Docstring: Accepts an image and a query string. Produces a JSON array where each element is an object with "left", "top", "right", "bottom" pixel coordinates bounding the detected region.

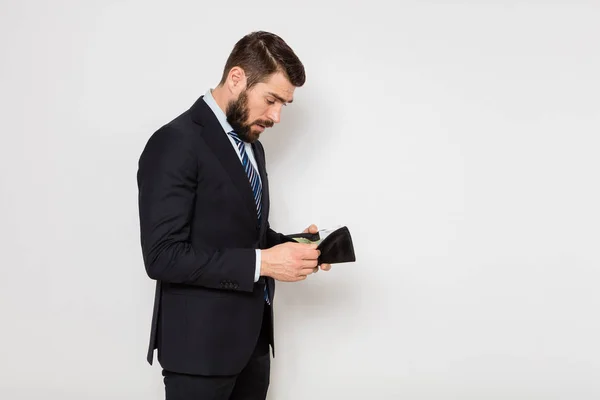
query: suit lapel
[
  {"left": 252, "top": 141, "right": 270, "bottom": 237},
  {"left": 253, "top": 141, "right": 274, "bottom": 300},
  {"left": 190, "top": 96, "right": 258, "bottom": 223}
]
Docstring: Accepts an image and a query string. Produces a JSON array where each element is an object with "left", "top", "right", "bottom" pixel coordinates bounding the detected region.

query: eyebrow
[{"left": 268, "top": 92, "right": 293, "bottom": 104}]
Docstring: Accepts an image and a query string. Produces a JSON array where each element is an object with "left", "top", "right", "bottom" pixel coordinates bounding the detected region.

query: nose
[{"left": 268, "top": 106, "right": 281, "bottom": 124}]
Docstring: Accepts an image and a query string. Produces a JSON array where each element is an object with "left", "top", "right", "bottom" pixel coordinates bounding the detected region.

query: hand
[
  {"left": 261, "top": 242, "right": 320, "bottom": 282},
  {"left": 303, "top": 224, "right": 332, "bottom": 273}
]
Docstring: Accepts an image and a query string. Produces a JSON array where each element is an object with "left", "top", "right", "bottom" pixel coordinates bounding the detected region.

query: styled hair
[{"left": 219, "top": 31, "right": 306, "bottom": 88}]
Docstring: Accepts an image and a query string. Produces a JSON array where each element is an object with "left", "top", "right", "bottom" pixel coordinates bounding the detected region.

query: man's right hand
[{"left": 260, "top": 243, "right": 320, "bottom": 282}]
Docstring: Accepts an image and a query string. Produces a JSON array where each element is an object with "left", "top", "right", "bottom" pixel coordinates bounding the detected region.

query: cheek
[{"left": 247, "top": 103, "right": 268, "bottom": 122}]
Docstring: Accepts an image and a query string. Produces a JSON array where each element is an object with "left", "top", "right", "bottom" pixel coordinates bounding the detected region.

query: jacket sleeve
[{"left": 137, "top": 126, "right": 255, "bottom": 292}]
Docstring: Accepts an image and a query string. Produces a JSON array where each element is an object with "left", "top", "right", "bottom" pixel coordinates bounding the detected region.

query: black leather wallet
[{"left": 286, "top": 226, "right": 356, "bottom": 264}]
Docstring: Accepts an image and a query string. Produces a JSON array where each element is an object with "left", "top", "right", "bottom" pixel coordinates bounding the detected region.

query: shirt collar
[{"left": 202, "top": 89, "right": 234, "bottom": 134}]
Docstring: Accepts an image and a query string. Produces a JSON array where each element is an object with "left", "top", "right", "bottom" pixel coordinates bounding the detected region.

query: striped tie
[
  {"left": 228, "top": 131, "right": 262, "bottom": 221},
  {"left": 228, "top": 131, "right": 270, "bottom": 305}
]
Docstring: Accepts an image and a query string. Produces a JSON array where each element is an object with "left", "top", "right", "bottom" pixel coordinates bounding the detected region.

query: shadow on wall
[
  {"left": 268, "top": 268, "right": 365, "bottom": 400},
  {"left": 260, "top": 84, "right": 337, "bottom": 170},
  {"left": 275, "top": 270, "right": 363, "bottom": 312}
]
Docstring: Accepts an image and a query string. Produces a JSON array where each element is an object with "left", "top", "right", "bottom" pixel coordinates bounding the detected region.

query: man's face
[{"left": 226, "top": 72, "right": 296, "bottom": 143}]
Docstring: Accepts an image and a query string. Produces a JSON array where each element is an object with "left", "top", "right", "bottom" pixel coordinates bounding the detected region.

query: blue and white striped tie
[
  {"left": 228, "top": 131, "right": 262, "bottom": 221},
  {"left": 228, "top": 131, "right": 270, "bottom": 304}
]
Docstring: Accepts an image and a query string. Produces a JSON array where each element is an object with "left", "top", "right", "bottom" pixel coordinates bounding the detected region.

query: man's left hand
[{"left": 303, "top": 224, "right": 332, "bottom": 272}]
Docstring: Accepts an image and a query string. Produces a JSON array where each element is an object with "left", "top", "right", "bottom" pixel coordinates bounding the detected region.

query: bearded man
[{"left": 137, "top": 31, "right": 331, "bottom": 400}]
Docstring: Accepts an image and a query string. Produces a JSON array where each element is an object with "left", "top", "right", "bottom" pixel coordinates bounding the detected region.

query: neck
[{"left": 211, "top": 86, "right": 230, "bottom": 116}]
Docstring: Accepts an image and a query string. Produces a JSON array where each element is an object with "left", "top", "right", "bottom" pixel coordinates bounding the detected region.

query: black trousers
[{"left": 162, "top": 304, "right": 272, "bottom": 400}]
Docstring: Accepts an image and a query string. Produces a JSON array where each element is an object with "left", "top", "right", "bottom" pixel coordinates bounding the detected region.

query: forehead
[{"left": 252, "top": 72, "right": 295, "bottom": 103}]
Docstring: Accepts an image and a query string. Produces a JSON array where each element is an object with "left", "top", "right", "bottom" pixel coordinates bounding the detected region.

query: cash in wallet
[{"left": 286, "top": 226, "right": 356, "bottom": 265}]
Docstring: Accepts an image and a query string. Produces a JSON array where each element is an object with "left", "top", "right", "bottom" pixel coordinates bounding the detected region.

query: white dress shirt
[{"left": 202, "top": 89, "right": 263, "bottom": 283}]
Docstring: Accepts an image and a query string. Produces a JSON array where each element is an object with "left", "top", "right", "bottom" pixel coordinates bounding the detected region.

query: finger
[
  {"left": 320, "top": 263, "right": 332, "bottom": 271},
  {"left": 301, "top": 259, "right": 318, "bottom": 268},
  {"left": 303, "top": 224, "right": 318, "bottom": 234},
  {"left": 297, "top": 246, "right": 319, "bottom": 258},
  {"left": 313, "top": 267, "right": 318, "bottom": 273},
  {"left": 302, "top": 249, "right": 320, "bottom": 260},
  {"left": 297, "top": 243, "right": 318, "bottom": 249},
  {"left": 299, "top": 268, "right": 316, "bottom": 276}
]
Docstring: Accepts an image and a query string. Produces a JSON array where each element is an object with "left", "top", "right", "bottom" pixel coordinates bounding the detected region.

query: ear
[{"left": 226, "top": 66, "right": 247, "bottom": 96}]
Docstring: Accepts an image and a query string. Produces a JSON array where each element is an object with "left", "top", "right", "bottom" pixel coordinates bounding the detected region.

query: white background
[{"left": 1, "top": 1, "right": 599, "bottom": 399}]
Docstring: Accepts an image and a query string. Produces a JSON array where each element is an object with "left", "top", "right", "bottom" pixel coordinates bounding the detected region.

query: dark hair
[{"left": 219, "top": 31, "right": 306, "bottom": 88}]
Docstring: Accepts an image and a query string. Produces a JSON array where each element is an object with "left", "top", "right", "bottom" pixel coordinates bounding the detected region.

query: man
[{"left": 137, "top": 31, "right": 331, "bottom": 399}]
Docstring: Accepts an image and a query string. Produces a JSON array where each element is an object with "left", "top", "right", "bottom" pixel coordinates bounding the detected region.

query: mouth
[{"left": 254, "top": 124, "right": 266, "bottom": 132}]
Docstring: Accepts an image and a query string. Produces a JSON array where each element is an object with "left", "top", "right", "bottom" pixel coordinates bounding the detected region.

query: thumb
[{"left": 298, "top": 243, "right": 318, "bottom": 250}]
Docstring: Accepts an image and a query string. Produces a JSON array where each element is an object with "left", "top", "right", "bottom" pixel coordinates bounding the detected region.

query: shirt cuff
[{"left": 254, "top": 249, "right": 262, "bottom": 282}]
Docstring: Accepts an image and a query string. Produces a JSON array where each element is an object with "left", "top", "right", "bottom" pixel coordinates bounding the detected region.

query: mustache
[{"left": 253, "top": 119, "right": 274, "bottom": 128}]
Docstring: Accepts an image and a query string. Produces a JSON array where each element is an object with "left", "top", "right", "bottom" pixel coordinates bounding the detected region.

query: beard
[{"left": 226, "top": 90, "right": 274, "bottom": 143}]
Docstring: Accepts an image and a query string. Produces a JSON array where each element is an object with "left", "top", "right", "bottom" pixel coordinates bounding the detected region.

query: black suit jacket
[{"left": 137, "top": 95, "right": 292, "bottom": 376}]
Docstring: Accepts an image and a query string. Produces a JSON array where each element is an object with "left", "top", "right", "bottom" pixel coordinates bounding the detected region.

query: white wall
[{"left": 1, "top": 1, "right": 599, "bottom": 399}]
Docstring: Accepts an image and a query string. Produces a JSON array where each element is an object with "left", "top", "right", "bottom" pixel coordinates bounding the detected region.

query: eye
[{"left": 266, "top": 98, "right": 276, "bottom": 105}]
